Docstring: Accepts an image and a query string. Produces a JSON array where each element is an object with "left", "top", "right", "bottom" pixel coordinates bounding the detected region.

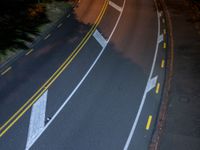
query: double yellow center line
[{"left": 0, "top": 0, "right": 108, "bottom": 138}]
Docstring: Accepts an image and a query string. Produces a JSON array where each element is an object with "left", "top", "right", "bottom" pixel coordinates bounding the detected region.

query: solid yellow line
[
  {"left": 0, "top": 0, "right": 108, "bottom": 137},
  {"left": 25, "top": 49, "right": 34, "bottom": 56},
  {"left": 146, "top": 115, "right": 152, "bottom": 130},
  {"left": 1, "top": 67, "right": 12, "bottom": 76},
  {"left": 161, "top": 59, "right": 165, "bottom": 68},
  {"left": 156, "top": 83, "right": 160, "bottom": 94},
  {"left": 163, "top": 42, "right": 166, "bottom": 49}
]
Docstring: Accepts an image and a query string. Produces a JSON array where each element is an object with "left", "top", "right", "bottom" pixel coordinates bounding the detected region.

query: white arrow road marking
[
  {"left": 93, "top": 30, "right": 108, "bottom": 48},
  {"left": 25, "top": 90, "right": 48, "bottom": 150}
]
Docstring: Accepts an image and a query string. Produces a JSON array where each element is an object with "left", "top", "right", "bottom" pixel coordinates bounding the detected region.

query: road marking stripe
[
  {"left": 26, "top": 49, "right": 34, "bottom": 56},
  {"left": 161, "top": 59, "right": 165, "bottom": 68},
  {"left": 57, "top": 23, "right": 63, "bottom": 28},
  {"left": 25, "top": 91, "right": 48, "bottom": 150},
  {"left": 158, "top": 34, "right": 163, "bottom": 43},
  {"left": 163, "top": 29, "right": 166, "bottom": 35},
  {"left": 162, "top": 18, "right": 165, "bottom": 23},
  {"left": 0, "top": 0, "right": 108, "bottom": 138},
  {"left": 163, "top": 42, "right": 166, "bottom": 49},
  {"left": 1, "top": 67, "right": 12, "bottom": 76},
  {"left": 123, "top": 1, "right": 161, "bottom": 149},
  {"left": 109, "top": 1, "right": 122, "bottom": 12},
  {"left": 44, "top": 34, "right": 51, "bottom": 40},
  {"left": 26, "top": 0, "right": 124, "bottom": 148},
  {"left": 93, "top": 30, "right": 108, "bottom": 48},
  {"left": 146, "top": 76, "right": 158, "bottom": 92},
  {"left": 146, "top": 115, "right": 152, "bottom": 130},
  {"left": 156, "top": 83, "right": 160, "bottom": 94}
]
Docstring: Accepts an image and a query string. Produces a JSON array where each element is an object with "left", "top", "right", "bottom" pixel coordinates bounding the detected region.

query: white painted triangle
[
  {"left": 146, "top": 76, "right": 158, "bottom": 92},
  {"left": 26, "top": 90, "right": 48, "bottom": 150}
]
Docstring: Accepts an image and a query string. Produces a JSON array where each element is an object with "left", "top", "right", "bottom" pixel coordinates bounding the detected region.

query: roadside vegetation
[{"left": 0, "top": 0, "right": 76, "bottom": 62}]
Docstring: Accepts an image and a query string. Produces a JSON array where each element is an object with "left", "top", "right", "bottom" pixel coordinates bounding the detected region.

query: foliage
[{"left": 0, "top": 2, "right": 49, "bottom": 54}]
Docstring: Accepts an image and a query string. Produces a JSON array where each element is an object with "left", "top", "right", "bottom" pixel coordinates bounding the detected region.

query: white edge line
[
  {"left": 26, "top": 0, "right": 126, "bottom": 149},
  {"left": 123, "top": 0, "right": 161, "bottom": 149}
]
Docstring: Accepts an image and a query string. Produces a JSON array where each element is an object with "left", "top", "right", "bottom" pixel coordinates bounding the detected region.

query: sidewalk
[{"left": 158, "top": 0, "right": 200, "bottom": 149}]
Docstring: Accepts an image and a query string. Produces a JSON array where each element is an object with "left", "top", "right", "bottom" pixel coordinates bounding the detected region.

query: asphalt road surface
[{"left": 0, "top": 0, "right": 168, "bottom": 149}]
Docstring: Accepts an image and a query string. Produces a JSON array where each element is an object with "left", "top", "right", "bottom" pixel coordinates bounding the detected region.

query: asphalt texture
[
  {"left": 159, "top": 0, "right": 200, "bottom": 150},
  {"left": 0, "top": 0, "right": 167, "bottom": 149}
]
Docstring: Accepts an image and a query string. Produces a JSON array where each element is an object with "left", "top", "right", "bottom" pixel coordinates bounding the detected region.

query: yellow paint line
[
  {"left": 0, "top": 0, "right": 109, "bottom": 138},
  {"left": 163, "top": 42, "right": 166, "bottom": 49},
  {"left": 161, "top": 59, "right": 165, "bottom": 68},
  {"left": 44, "top": 34, "right": 51, "bottom": 40},
  {"left": 1, "top": 67, "right": 12, "bottom": 76},
  {"left": 25, "top": 49, "right": 34, "bottom": 56},
  {"left": 146, "top": 115, "right": 152, "bottom": 130},
  {"left": 156, "top": 83, "right": 160, "bottom": 94},
  {"left": 163, "top": 29, "right": 166, "bottom": 35}
]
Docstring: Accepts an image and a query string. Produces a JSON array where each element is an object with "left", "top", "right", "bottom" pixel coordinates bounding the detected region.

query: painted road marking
[
  {"left": 146, "top": 76, "right": 158, "bottom": 92},
  {"left": 57, "top": 23, "right": 63, "bottom": 28},
  {"left": 163, "top": 42, "right": 167, "bottom": 49},
  {"left": 0, "top": 0, "right": 108, "bottom": 138},
  {"left": 25, "top": 90, "right": 48, "bottom": 150},
  {"left": 156, "top": 83, "right": 160, "bottom": 94},
  {"left": 44, "top": 34, "right": 51, "bottom": 40},
  {"left": 27, "top": 0, "right": 125, "bottom": 148},
  {"left": 1, "top": 67, "right": 12, "bottom": 76},
  {"left": 161, "top": 59, "right": 165, "bottom": 68},
  {"left": 26, "top": 49, "right": 34, "bottom": 56},
  {"left": 146, "top": 115, "right": 152, "bottom": 130},
  {"left": 93, "top": 30, "right": 107, "bottom": 48},
  {"left": 163, "top": 29, "right": 166, "bottom": 35},
  {"left": 109, "top": 1, "right": 122, "bottom": 12},
  {"left": 123, "top": 1, "right": 161, "bottom": 149},
  {"left": 158, "top": 34, "right": 163, "bottom": 43},
  {"left": 162, "top": 18, "right": 165, "bottom": 23}
]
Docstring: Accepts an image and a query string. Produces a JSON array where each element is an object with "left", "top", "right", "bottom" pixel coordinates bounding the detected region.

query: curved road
[{"left": 0, "top": 0, "right": 167, "bottom": 149}]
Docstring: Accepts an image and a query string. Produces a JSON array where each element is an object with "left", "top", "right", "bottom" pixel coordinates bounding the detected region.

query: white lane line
[
  {"left": 158, "top": 34, "right": 164, "bottom": 43},
  {"left": 57, "top": 23, "right": 63, "bottom": 28},
  {"left": 146, "top": 76, "right": 158, "bottom": 92},
  {"left": 26, "top": 0, "right": 126, "bottom": 149},
  {"left": 44, "top": 34, "right": 51, "bottom": 40},
  {"left": 109, "top": 1, "right": 122, "bottom": 12},
  {"left": 25, "top": 91, "right": 48, "bottom": 150},
  {"left": 93, "top": 30, "right": 108, "bottom": 48},
  {"left": 123, "top": 0, "right": 161, "bottom": 149}
]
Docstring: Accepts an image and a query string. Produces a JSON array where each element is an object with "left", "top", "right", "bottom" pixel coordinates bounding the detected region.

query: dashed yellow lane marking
[
  {"left": 25, "top": 49, "right": 34, "bottom": 56},
  {"left": 163, "top": 42, "right": 166, "bottom": 49},
  {"left": 161, "top": 59, "right": 165, "bottom": 68},
  {"left": 1, "top": 67, "right": 12, "bottom": 76},
  {"left": 162, "top": 18, "right": 165, "bottom": 23},
  {"left": 156, "top": 83, "right": 160, "bottom": 94},
  {"left": 44, "top": 34, "right": 51, "bottom": 40},
  {"left": 163, "top": 29, "right": 166, "bottom": 35},
  {"left": 146, "top": 115, "right": 152, "bottom": 130}
]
